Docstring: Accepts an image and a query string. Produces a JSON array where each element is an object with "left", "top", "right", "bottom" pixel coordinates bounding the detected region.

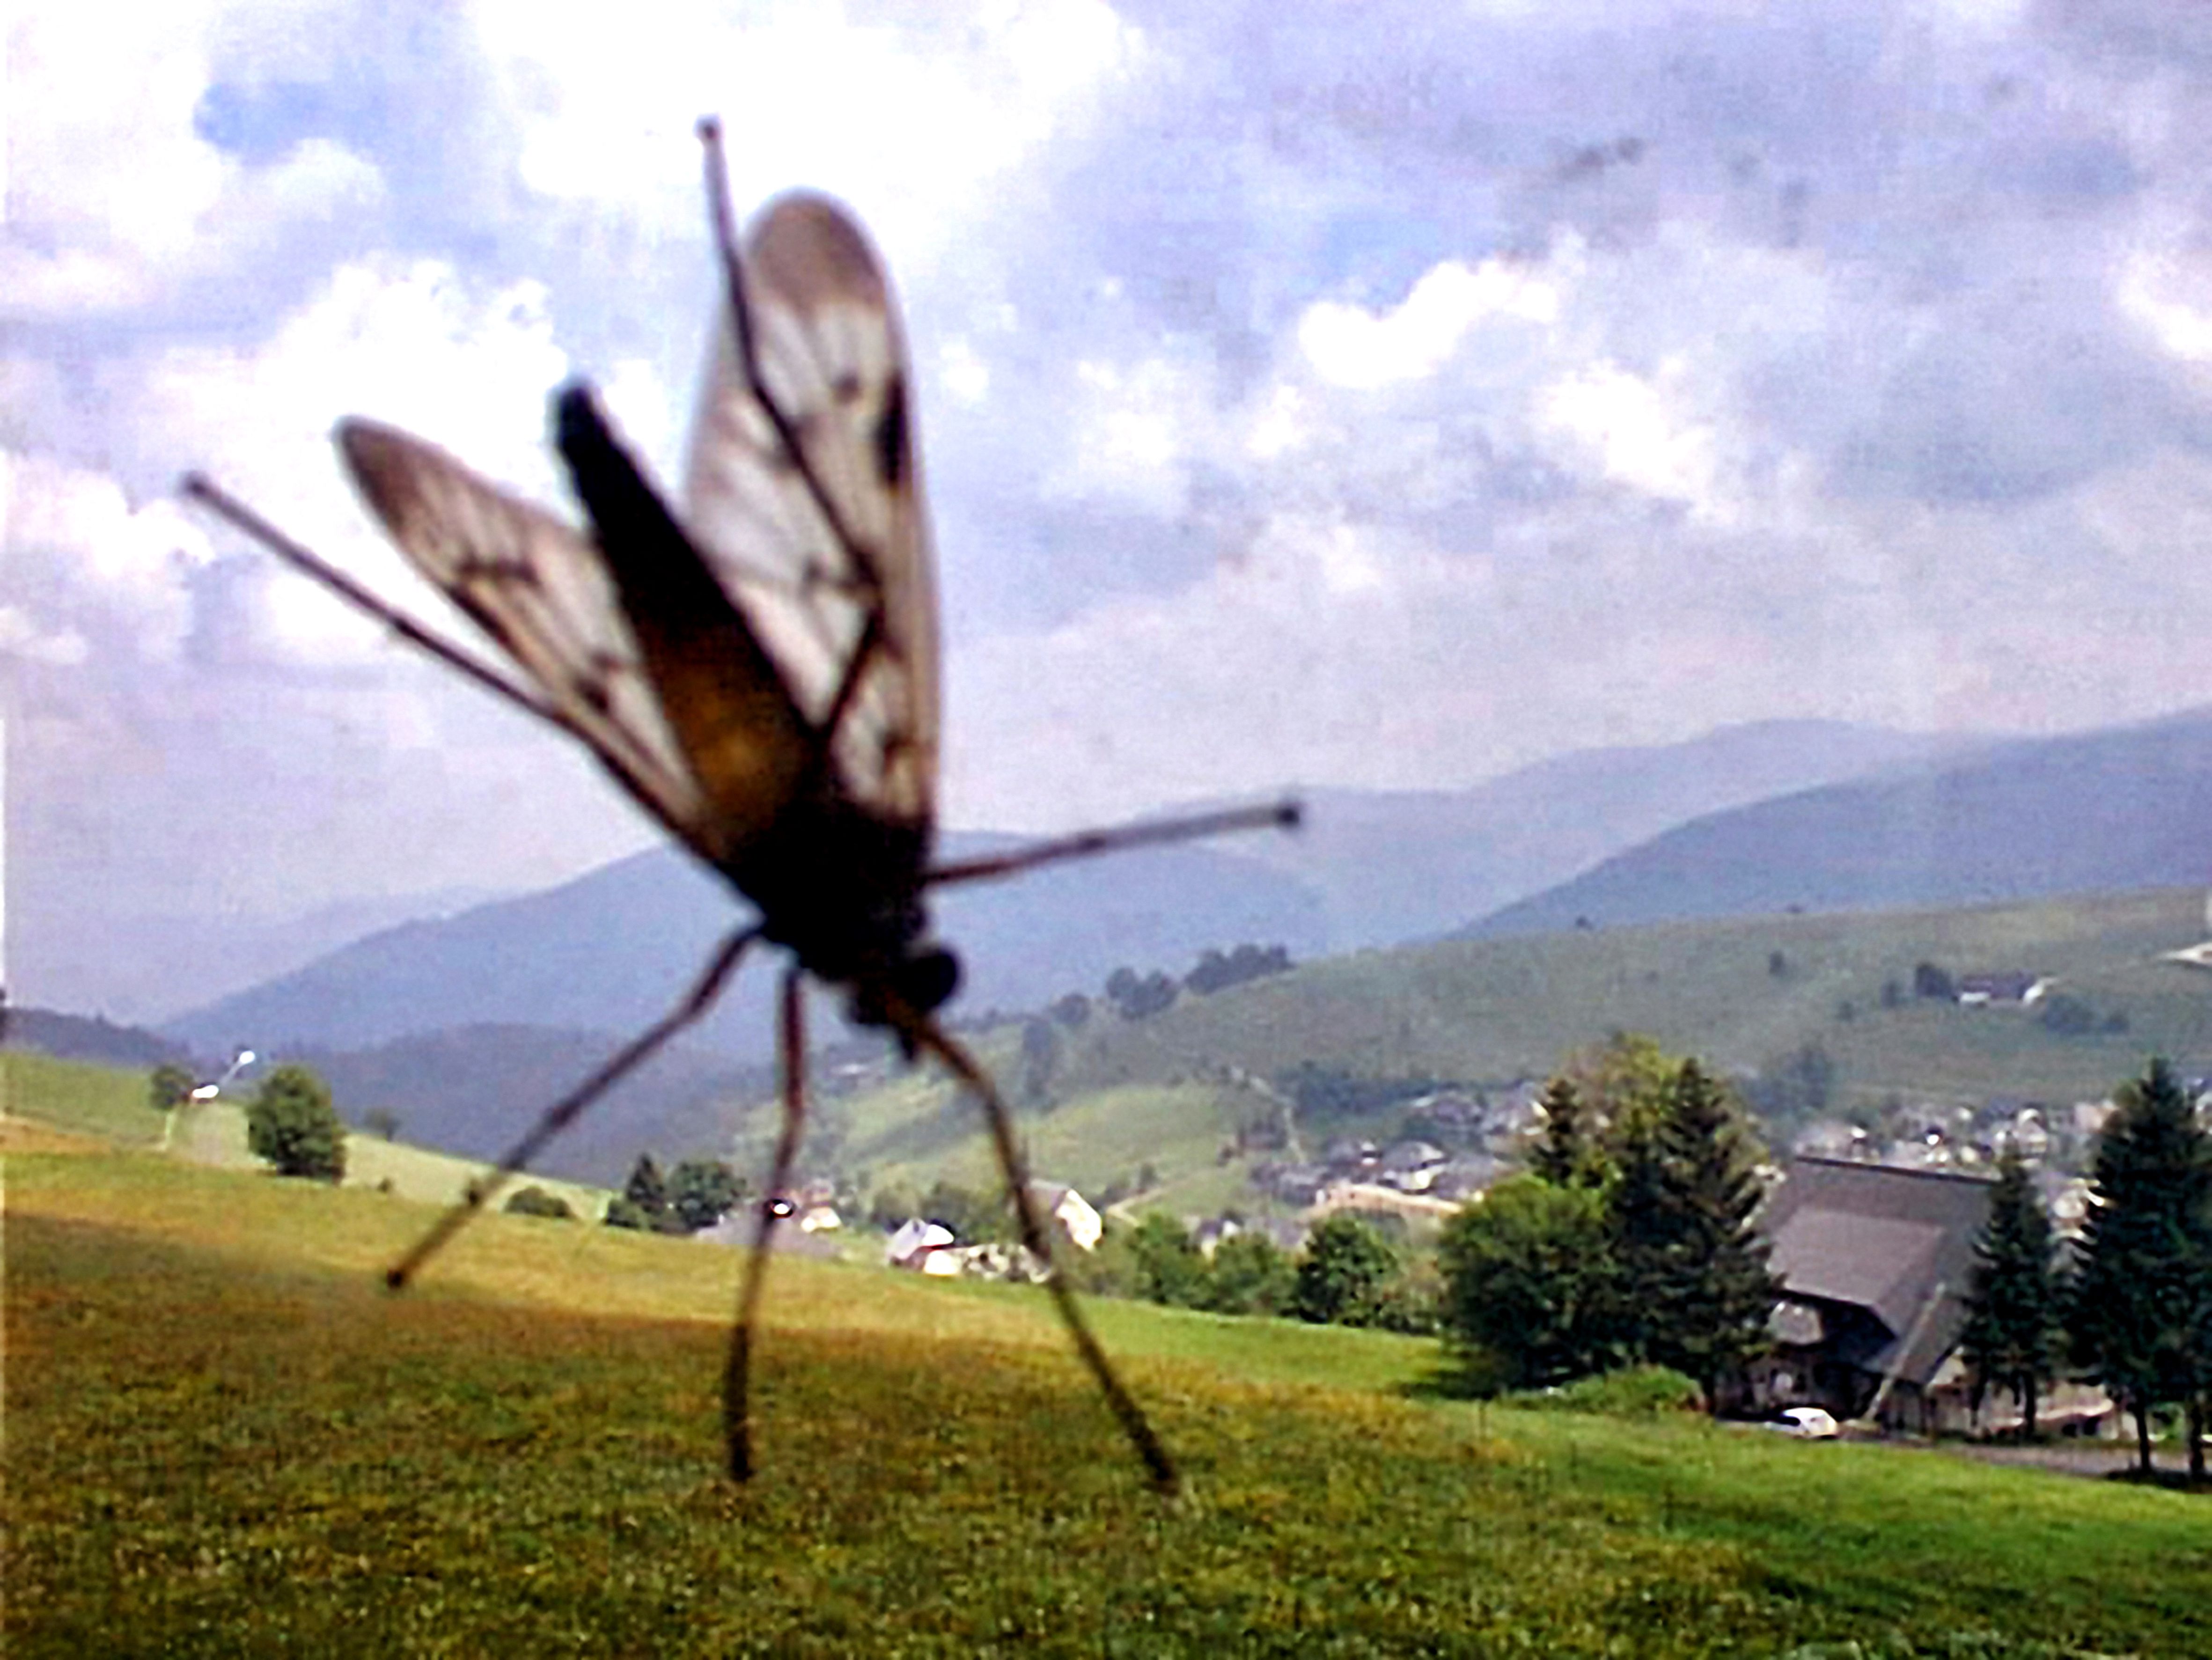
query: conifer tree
[
  {"left": 1610, "top": 1060, "right": 1779, "bottom": 1410},
  {"left": 2068, "top": 1057, "right": 2212, "bottom": 1477},
  {"left": 1959, "top": 1146, "right": 2061, "bottom": 1438},
  {"left": 1530, "top": 1075, "right": 1599, "bottom": 1188}
]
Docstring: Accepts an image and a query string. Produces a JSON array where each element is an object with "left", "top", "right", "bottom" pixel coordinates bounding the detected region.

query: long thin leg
[
  {"left": 724, "top": 963, "right": 809, "bottom": 1480},
  {"left": 899, "top": 1008, "right": 1181, "bottom": 1497},
  {"left": 387, "top": 925, "right": 760, "bottom": 1289},
  {"left": 924, "top": 798, "right": 1301, "bottom": 890}
]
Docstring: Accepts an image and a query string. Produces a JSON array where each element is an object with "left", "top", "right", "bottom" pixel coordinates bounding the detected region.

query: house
[
  {"left": 1752, "top": 1158, "right": 1995, "bottom": 1432},
  {"left": 885, "top": 1217, "right": 956, "bottom": 1271},
  {"left": 1427, "top": 1155, "right": 1502, "bottom": 1204},
  {"left": 1377, "top": 1139, "right": 1448, "bottom": 1191},
  {"left": 796, "top": 1204, "right": 844, "bottom": 1234},
  {"left": 1032, "top": 1182, "right": 1102, "bottom": 1252},
  {"left": 1954, "top": 972, "right": 2049, "bottom": 1007}
]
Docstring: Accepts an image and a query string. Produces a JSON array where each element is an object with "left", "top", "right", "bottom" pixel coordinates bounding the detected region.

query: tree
[
  {"left": 2068, "top": 1057, "right": 2212, "bottom": 1477},
  {"left": 920, "top": 1179, "right": 1011, "bottom": 1244},
  {"left": 1127, "top": 1212, "right": 1208, "bottom": 1308},
  {"left": 361, "top": 1107, "right": 402, "bottom": 1142},
  {"left": 1202, "top": 1230, "right": 1296, "bottom": 1316},
  {"left": 149, "top": 1061, "right": 196, "bottom": 1153},
  {"left": 606, "top": 1153, "right": 686, "bottom": 1233},
  {"left": 244, "top": 1065, "right": 346, "bottom": 1183},
  {"left": 1291, "top": 1214, "right": 1399, "bottom": 1328},
  {"left": 1913, "top": 961, "right": 1955, "bottom": 1000},
  {"left": 1529, "top": 1076, "right": 1601, "bottom": 1188},
  {"left": 1958, "top": 1147, "right": 2063, "bottom": 1438},
  {"left": 148, "top": 1062, "right": 195, "bottom": 1116},
  {"left": 1018, "top": 1018, "right": 1059, "bottom": 1104},
  {"left": 1440, "top": 1175, "right": 1619, "bottom": 1392},
  {"left": 668, "top": 1159, "right": 743, "bottom": 1233},
  {"left": 1609, "top": 1061, "right": 1778, "bottom": 1410}
]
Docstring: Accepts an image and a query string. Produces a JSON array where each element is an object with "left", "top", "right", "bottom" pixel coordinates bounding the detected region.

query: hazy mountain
[
  {"left": 5, "top": 1006, "right": 194, "bottom": 1070},
  {"left": 161, "top": 831, "right": 1333, "bottom": 1063},
  {"left": 1235, "top": 719, "right": 1977, "bottom": 948},
  {"left": 1470, "top": 707, "right": 2212, "bottom": 939},
  {"left": 157, "top": 717, "right": 1975, "bottom": 1064},
  {"left": 295, "top": 1023, "right": 769, "bottom": 1184}
]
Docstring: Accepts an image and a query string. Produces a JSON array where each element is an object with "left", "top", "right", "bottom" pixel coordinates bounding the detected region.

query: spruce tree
[
  {"left": 2068, "top": 1058, "right": 2212, "bottom": 1476},
  {"left": 1530, "top": 1075, "right": 1598, "bottom": 1188},
  {"left": 1610, "top": 1060, "right": 1779, "bottom": 1410},
  {"left": 1959, "top": 1146, "right": 2061, "bottom": 1438}
]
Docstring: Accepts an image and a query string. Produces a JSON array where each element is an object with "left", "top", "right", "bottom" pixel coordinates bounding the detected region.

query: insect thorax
[{"left": 722, "top": 798, "right": 958, "bottom": 1028}]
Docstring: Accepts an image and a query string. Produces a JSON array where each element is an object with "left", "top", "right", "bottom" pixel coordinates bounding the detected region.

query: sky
[{"left": 9, "top": 0, "right": 2212, "bottom": 1020}]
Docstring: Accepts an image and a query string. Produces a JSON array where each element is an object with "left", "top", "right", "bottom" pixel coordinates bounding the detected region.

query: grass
[
  {"left": 7, "top": 1114, "right": 2209, "bottom": 1656},
  {"left": 799, "top": 886, "right": 2212, "bottom": 1207}
]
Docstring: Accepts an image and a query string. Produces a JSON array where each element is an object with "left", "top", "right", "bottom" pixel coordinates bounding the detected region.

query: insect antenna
[
  {"left": 385, "top": 922, "right": 762, "bottom": 1288},
  {"left": 723, "top": 964, "right": 811, "bottom": 1479},
  {"left": 926, "top": 798, "right": 1302, "bottom": 890},
  {"left": 889, "top": 1001, "right": 1183, "bottom": 1496},
  {"left": 181, "top": 474, "right": 556, "bottom": 732}
]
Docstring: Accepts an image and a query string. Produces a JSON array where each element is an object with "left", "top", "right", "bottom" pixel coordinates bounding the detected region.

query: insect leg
[
  {"left": 724, "top": 963, "right": 810, "bottom": 1481},
  {"left": 898, "top": 1009, "right": 1181, "bottom": 1497},
  {"left": 925, "top": 798, "right": 1303, "bottom": 889},
  {"left": 386, "top": 923, "right": 760, "bottom": 1290}
]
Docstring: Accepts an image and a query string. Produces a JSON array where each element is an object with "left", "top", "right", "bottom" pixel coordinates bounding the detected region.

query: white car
[{"left": 1769, "top": 1406, "right": 1841, "bottom": 1439}]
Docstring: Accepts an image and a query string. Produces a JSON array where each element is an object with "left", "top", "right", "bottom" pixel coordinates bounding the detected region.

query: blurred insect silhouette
[{"left": 184, "top": 119, "right": 1296, "bottom": 1496}]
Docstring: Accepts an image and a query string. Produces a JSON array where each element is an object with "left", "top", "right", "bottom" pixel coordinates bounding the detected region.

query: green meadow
[{"left": 7, "top": 1060, "right": 2209, "bottom": 1656}]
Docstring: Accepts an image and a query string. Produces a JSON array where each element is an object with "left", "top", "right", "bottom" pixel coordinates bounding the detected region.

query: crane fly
[{"left": 183, "top": 118, "right": 1297, "bottom": 1497}]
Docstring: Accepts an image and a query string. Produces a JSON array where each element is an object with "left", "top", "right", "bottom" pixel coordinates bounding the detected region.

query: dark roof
[{"left": 1761, "top": 1157, "right": 1994, "bottom": 1387}]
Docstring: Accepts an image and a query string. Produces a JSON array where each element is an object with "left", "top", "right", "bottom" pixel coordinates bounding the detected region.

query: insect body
[{"left": 184, "top": 121, "right": 1295, "bottom": 1497}]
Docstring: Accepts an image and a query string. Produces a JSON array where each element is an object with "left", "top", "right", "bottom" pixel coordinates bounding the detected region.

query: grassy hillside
[
  {"left": 9, "top": 1117, "right": 2208, "bottom": 1655},
  {"left": 6, "top": 1050, "right": 611, "bottom": 1218},
  {"left": 793, "top": 886, "right": 2212, "bottom": 1208}
]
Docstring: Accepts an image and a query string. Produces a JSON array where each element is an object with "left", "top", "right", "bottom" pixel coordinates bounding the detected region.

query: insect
[{"left": 184, "top": 119, "right": 1297, "bottom": 1496}]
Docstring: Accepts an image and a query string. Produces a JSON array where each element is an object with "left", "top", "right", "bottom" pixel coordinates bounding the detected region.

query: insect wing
[
  {"left": 683, "top": 193, "right": 941, "bottom": 831},
  {"left": 338, "top": 419, "right": 716, "bottom": 856}
]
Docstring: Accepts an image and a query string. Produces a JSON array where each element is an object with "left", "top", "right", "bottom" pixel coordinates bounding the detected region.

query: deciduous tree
[
  {"left": 1292, "top": 1214, "right": 1399, "bottom": 1328},
  {"left": 244, "top": 1065, "right": 346, "bottom": 1183},
  {"left": 1440, "top": 1175, "right": 1618, "bottom": 1392}
]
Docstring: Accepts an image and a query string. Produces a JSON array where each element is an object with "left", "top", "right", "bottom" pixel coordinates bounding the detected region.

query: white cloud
[
  {"left": 1536, "top": 359, "right": 1730, "bottom": 522},
  {"left": 468, "top": 0, "right": 1143, "bottom": 267},
  {"left": 1, "top": 449, "right": 213, "bottom": 662},
  {"left": 1045, "top": 353, "right": 1205, "bottom": 516},
  {"left": 129, "top": 257, "right": 579, "bottom": 663},
  {"left": 1, "top": 3, "right": 381, "bottom": 317},
  {"left": 1298, "top": 255, "right": 1563, "bottom": 390},
  {"left": 2116, "top": 248, "right": 2212, "bottom": 366}
]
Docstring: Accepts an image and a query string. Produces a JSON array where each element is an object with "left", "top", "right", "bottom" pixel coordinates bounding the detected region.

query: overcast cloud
[{"left": 10, "top": 0, "right": 2212, "bottom": 1019}]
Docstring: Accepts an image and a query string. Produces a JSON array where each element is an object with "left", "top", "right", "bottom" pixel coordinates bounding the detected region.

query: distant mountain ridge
[
  {"left": 160, "top": 830, "right": 1333, "bottom": 1063},
  {"left": 1235, "top": 719, "right": 1978, "bottom": 949},
  {"left": 158, "top": 718, "right": 1967, "bottom": 1062},
  {"left": 1470, "top": 706, "right": 2212, "bottom": 939}
]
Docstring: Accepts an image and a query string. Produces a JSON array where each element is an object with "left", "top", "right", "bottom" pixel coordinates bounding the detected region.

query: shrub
[
  {"left": 1507, "top": 1365, "right": 1704, "bottom": 1418},
  {"left": 504, "top": 1186, "right": 574, "bottom": 1220}
]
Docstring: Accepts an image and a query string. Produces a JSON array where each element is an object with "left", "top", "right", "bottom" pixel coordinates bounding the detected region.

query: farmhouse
[{"left": 1752, "top": 1157, "right": 2113, "bottom": 1437}]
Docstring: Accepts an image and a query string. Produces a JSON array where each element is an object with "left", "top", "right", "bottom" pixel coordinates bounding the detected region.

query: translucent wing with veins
[
  {"left": 684, "top": 194, "right": 940, "bottom": 830},
  {"left": 338, "top": 420, "right": 719, "bottom": 856}
]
